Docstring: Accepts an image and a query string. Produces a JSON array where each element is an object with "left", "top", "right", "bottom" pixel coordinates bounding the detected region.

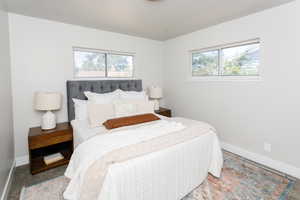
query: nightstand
[
  {"left": 155, "top": 107, "right": 172, "bottom": 117},
  {"left": 28, "top": 122, "right": 73, "bottom": 174}
]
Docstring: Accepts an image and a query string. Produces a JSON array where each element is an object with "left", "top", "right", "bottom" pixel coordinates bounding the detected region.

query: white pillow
[
  {"left": 136, "top": 101, "right": 155, "bottom": 114},
  {"left": 119, "top": 90, "right": 148, "bottom": 101},
  {"left": 87, "top": 103, "right": 115, "bottom": 128},
  {"left": 72, "top": 98, "right": 88, "bottom": 120},
  {"left": 114, "top": 101, "right": 138, "bottom": 118},
  {"left": 113, "top": 100, "right": 154, "bottom": 118},
  {"left": 84, "top": 90, "right": 120, "bottom": 104}
]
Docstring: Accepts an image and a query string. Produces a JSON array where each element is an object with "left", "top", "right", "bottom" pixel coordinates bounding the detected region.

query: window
[
  {"left": 74, "top": 48, "right": 134, "bottom": 78},
  {"left": 191, "top": 39, "right": 260, "bottom": 77},
  {"left": 192, "top": 50, "right": 219, "bottom": 76}
]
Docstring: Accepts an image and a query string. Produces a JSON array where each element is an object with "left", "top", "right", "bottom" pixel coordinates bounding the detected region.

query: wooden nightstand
[
  {"left": 155, "top": 107, "right": 172, "bottom": 117},
  {"left": 28, "top": 122, "right": 73, "bottom": 174}
]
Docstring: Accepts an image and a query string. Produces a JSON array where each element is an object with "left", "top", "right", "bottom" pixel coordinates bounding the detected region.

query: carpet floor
[{"left": 13, "top": 151, "right": 300, "bottom": 200}]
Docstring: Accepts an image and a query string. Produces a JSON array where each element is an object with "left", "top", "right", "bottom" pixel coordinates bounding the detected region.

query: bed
[{"left": 64, "top": 80, "right": 223, "bottom": 200}]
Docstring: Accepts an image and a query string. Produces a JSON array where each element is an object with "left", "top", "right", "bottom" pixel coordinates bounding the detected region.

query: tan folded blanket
[{"left": 103, "top": 113, "right": 160, "bottom": 129}]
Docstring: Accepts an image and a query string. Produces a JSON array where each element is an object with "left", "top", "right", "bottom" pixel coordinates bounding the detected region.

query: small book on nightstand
[{"left": 43, "top": 153, "right": 64, "bottom": 165}]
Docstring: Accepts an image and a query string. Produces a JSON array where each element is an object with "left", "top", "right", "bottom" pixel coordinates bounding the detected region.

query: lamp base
[
  {"left": 41, "top": 111, "right": 56, "bottom": 130},
  {"left": 153, "top": 99, "right": 160, "bottom": 111}
]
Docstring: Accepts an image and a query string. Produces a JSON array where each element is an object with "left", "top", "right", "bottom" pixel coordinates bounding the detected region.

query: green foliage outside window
[
  {"left": 192, "top": 51, "right": 218, "bottom": 76},
  {"left": 222, "top": 43, "right": 259, "bottom": 76},
  {"left": 191, "top": 41, "right": 259, "bottom": 77},
  {"left": 74, "top": 49, "right": 134, "bottom": 77}
]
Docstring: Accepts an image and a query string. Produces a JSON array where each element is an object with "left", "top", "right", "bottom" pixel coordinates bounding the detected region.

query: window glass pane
[
  {"left": 192, "top": 50, "right": 218, "bottom": 76},
  {"left": 107, "top": 54, "right": 134, "bottom": 77},
  {"left": 74, "top": 50, "right": 106, "bottom": 77},
  {"left": 221, "top": 43, "right": 259, "bottom": 76}
]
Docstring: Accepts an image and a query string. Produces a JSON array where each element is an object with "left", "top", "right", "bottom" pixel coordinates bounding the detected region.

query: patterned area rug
[{"left": 20, "top": 152, "right": 295, "bottom": 200}]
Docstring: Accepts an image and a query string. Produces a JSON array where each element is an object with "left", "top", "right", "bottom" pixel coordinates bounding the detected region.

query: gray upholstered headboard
[{"left": 66, "top": 80, "right": 142, "bottom": 121}]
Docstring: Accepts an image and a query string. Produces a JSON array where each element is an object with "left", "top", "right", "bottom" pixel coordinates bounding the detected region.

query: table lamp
[
  {"left": 149, "top": 86, "right": 163, "bottom": 111},
  {"left": 35, "top": 92, "right": 62, "bottom": 130}
]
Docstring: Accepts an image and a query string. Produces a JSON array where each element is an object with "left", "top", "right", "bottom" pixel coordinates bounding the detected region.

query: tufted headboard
[{"left": 66, "top": 80, "right": 142, "bottom": 121}]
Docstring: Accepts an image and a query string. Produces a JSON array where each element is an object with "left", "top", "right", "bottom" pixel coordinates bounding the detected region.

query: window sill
[{"left": 186, "top": 76, "right": 261, "bottom": 82}]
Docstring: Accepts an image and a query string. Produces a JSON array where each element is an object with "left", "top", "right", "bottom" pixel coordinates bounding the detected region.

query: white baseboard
[
  {"left": 221, "top": 141, "right": 300, "bottom": 179},
  {"left": 15, "top": 155, "right": 29, "bottom": 167},
  {"left": 0, "top": 160, "right": 15, "bottom": 200}
]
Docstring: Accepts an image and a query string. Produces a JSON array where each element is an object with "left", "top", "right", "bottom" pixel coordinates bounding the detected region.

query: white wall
[
  {"left": 0, "top": 0, "right": 14, "bottom": 198},
  {"left": 9, "top": 13, "right": 164, "bottom": 158},
  {"left": 8, "top": 0, "right": 300, "bottom": 175},
  {"left": 164, "top": 0, "right": 300, "bottom": 169}
]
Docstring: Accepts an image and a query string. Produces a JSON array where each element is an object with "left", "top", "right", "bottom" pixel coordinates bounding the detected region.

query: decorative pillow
[
  {"left": 136, "top": 101, "right": 155, "bottom": 114},
  {"left": 114, "top": 101, "right": 138, "bottom": 118},
  {"left": 119, "top": 90, "right": 148, "bottom": 101},
  {"left": 84, "top": 90, "right": 120, "bottom": 104},
  {"left": 87, "top": 103, "right": 115, "bottom": 128},
  {"left": 103, "top": 113, "right": 161, "bottom": 130},
  {"left": 72, "top": 98, "right": 88, "bottom": 120}
]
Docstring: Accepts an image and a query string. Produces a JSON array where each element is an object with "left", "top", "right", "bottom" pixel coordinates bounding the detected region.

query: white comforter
[{"left": 64, "top": 117, "right": 223, "bottom": 200}]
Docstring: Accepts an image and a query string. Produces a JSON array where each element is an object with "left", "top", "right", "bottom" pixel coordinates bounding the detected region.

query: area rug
[{"left": 20, "top": 152, "right": 295, "bottom": 200}]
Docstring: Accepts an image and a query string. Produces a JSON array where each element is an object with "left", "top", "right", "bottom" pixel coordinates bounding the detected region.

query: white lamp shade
[
  {"left": 35, "top": 92, "right": 61, "bottom": 111},
  {"left": 149, "top": 86, "right": 163, "bottom": 99}
]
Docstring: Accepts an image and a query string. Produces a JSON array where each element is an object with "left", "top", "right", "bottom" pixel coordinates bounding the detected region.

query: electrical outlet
[{"left": 264, "top": 142, "right": 271, "bottom": 152}]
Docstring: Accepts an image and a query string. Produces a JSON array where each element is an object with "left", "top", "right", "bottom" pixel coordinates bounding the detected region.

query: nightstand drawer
[
  {"left": 29, "top": 130, "right": 73, "bottom": 150},
  {"left": 155, "top": 107, "right": 172, "bottom": 117},
  {"left": 158, "top": 110, "right": 171, "bottom": 117}
]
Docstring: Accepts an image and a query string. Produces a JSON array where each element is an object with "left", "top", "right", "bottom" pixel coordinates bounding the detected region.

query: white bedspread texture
[{"left": 64, "top": 117, "right": 223, "bottom": 200}]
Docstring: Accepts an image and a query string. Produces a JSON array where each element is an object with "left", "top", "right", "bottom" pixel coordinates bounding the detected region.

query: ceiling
[{"left": 5, "top": 0, "right": 294, "bottom": 41}]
